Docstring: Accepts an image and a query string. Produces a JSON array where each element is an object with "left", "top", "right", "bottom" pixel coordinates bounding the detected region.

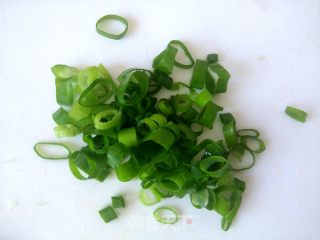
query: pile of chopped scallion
[{"left": 34, "top": 16, "right": 266, "bottom": 231}]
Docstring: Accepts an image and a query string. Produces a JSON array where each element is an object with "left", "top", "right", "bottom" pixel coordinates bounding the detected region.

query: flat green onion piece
[
  {"left": 54, "top": 124, "right": 78, "bottom": 138},
  {"left": 223, "top": 121, "right": 238, "bottom": 148},
  {"left": 204, "top": 140, "right": 227, "bottom": 157},
  {"left": 98, "top": 63, "right": 113, "bottom": 81},
  {"left": 68, "top": 102, "right": 92, "bottom": 123},
  {"left": 174, "top": 94, "right": 192, "bottom": 113},
  {"left": 68, "top": 149, "right": 98, "bottom": 180},
  {"left": 153, "top": 207, "right": 179, "bottom": 224},
  {"left": 208, "top": 63, "right": 230, "bottom": 93},
  {"left": 78, "top": 78, "right": 115, "bottom": 106},
  {"left": 190, "top": 89, "right": 212, "bottom": 108},
  {"left": 115, "top": 155, "right": 140, "bottom": 182},
  {"left": 51, "top": 64, "right": 78, "bottom": 79},
  {"left": 77, "top": 66, "right": 101, "bottom": 91},
  {"left": 168, "top": 40, "right": 194, "bottom": 69},
  {"left": 33, "top": 142, "right": 71, "bottom": 160},
  {"left": 190, "top": 123, "right": 203, "bottom": 136},
  {"left": 237, "top": 129, "right": 260, "bottom": 138},
  {"left": 207, "top": 53, "right": 219, "bottom": 64},
  {"left": 93, "top": 108, "right": 122, "bottom": 130},
  {"left": 52, "top": 107, "right": 70, "bottom": 125},
  {"left": 190, "top": 188, "right": 216, "bottom": 210},
  {"left": 96, "top": 14, "right": 128, "bottom": 40},
  {"left": 150, "top": 70, "right": 173, "bottom": 89},
  {"left": 149, "top": 113, "right": 167, "bottom": 127},
  {"left": 143, "top": 128, "right": 175, "bottom": 151},
  {"left": 240, "top": 136, "right": 266, "bottom": 153},
  {"left": 190, "top": 59, "right": 208, "bottom": 89},
  {"left": 118, "top": 127, "right": 137, "bottom": 147},
  {"left": 156, "top": 99, "right": 175, "bottom": 116},
  {"left": 111, "top": 196, "right": 125, "bottom": 208},
  {"left": 158, "top": 171, "right": 189, "bottom": 192},
  {"left": 223, "top": 122, "right": 238, "bottom": 148},
  {"left": 137, "top": 117, "right": 159, "bottom": 137},
  {"left": 83, "top": 134, "right": 109, "bottom": 154},
  {"left": 166, "top": 122, "right": 181, "bottom": 140},
  {"left": 116, "top": 70, "right": 150, "bottom": 106},
  {"left": 228, "top": 145, "right": 256, "bottom": 171},
  {"left": 199, "top": 156, "right": 230, "bottom": 178},
  {"left": 285, "top": 106, "right": 308, "bottom": 122},
  {"left": 107, "top": 143, "right": 130, "bottom": 168},
  {"left": 198, "top": 102, "right": 223, "bottom": 129},
  {"left": 99, "top": 206, "right": 118, "bottom": 223},
  {"left": 139, "top": 188, "right": 162, "bottom": 206},
  {"left": 181, "top": 108, "right": 199, "bottom": 123},
  {"left": 137, "top": 96, "right": 157, "bottom": 114},
  {"left": 221, "top": 189, "right": 243, "bottom": 231},
  {"left": 55, "top": 78, "right": 74, "bottom": 106},
  {"left": 153, "top": 45, "right": 178, "bottom": 75},
  {"left": 219, "top": 113, "right": 235, "bottom": 124}
]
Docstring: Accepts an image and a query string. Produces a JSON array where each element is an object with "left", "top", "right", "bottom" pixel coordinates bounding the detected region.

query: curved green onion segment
[
  {"left": 36, "top": 40, "right": 266, "bottom": 231},
  {"left": 153, "top": 207, "right": 179, "bottom": 224},
  {"left": 168, "top": 40, "right": 194, "bottom": 69},
  {"left": 285, "top": 106, "right": 308, "bottom": 122},
  {"left": 139, "top": 188, "right": 162, "bottom": 206},
  {"left": 96, "top": 15, "right": 128, "bottom": 40},
  {"left": 34, "top": 142, "right": 71, "bottom": 160}
]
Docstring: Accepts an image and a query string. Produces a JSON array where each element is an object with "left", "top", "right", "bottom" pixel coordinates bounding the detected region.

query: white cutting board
[{"left": 1, "top": 0, "right": 320, "bottom": 239}]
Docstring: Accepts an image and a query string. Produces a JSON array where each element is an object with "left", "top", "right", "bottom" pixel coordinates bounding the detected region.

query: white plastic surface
[{"left": 1, "top": 0, "right": 320, "bottom": 239}]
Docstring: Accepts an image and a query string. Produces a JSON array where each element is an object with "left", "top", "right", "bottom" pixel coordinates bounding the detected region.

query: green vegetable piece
[
  {"left": 99, "top": 206, "right": 118, "bottom": 223},
  {"left": 111, "top": 196, "right": 125, "bottom": 208},
  {"left": 52, "top": 107, "right": 70, "bottom": 125},
  {"left": 153, "top": 45, "right": 178, "bottom": 75},
  {"left": 33, "top": 142, "right": 71, "bottom": 160},
  {"left": 198, "top": 102, "right": 223, "bottom": 129},
  {"left": 285, "top": 106, "right": 308, "bottom": 122},
  {"left": 55, "top": 78, "right": 74, "bottom": 106},
  {"left": 153, "top": 207, "right": 179, "bottom": 224},
  {"left": 96, "top": 15, "right": 128, "bottom": 40}
]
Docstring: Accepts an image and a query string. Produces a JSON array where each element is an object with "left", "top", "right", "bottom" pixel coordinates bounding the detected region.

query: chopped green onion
[
  {"left": 78, "top": 78, "right": 115, "bottom": 106},
  {"left": 139, "top": 188, "right": 162, "bottom": 206},
  {"left": 207, "top": 53, "right": 218, "bottom": 64},
  {"left": 168, "top": 40, "right": 194, "bottom": 69},
  {"left": 153, "top": 45, "right": 178, "bottom": 75},
  {"left": 285, "top": 106, "right": 308, "bottom": 122},
  {"left": 208, "top": 63, "right": 230, "bottom": 93},
  {"left": 51, "top": 64, "right": 78, "bottom": 79},
  {"left": 33, "top": 142, "right": 71, "bottom": 160},
  {"left": 198, "top": 102, "right": 223, "bottom": 129},
  {"left": 55, "top": 78, "right": 74, "bottom": 106},
  {"left": 36, "top": 39, "right": 266, "bottom": 231},
  {"left": 96, "top": 15, "right": 128, "bottom": 40},
  {"left": 54, "top": 124, "right": 78, "bottom": 138},
  {"left": 118, "top": 127, "right": 137, "bottom": 147},
  {"left": 93, "top": 108, "right": 122, "bottom": 130},
  {"left": 111, "top": 196, "right": 125, "bottom": 208},
  {"left": 52, "top": 107, "right": 70, "bottom": 125},
  {"left": 153, "top": 207, "right": 179, "bottom": 224},
  {"left": 99, "top": 206, "right": 118, "bottom": 223},
  {"left": 190, "top": 59, "right": 208, "bottom": 89}
]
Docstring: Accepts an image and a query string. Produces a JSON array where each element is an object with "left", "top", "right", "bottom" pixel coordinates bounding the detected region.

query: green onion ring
[{"left": 96, "top": 15, "right": 128, "bottom": 40}]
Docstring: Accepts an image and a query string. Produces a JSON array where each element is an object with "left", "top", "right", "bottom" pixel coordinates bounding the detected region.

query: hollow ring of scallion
[{"left": 96, "top": 15, "right": 128, "bottom": 40}]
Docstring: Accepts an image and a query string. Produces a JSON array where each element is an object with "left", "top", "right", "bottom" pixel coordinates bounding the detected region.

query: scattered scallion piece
[
  {"left": 99, "top": 206, "right": 118, "bottom": 223},
  {"left": 33, "top": 142, "right": 71, "bottom": 160},
  {"left": 153, "top": 207, "right": 179, "bottom": 224},
  {"left": 96, "top": 15, "right": 128, "bottom": 40},
  {"left": 111, "top": 196, "right": 125, "bottom": 208},
  {"left": 285, "top": 106, "right": 308, "bottom": 122}
]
